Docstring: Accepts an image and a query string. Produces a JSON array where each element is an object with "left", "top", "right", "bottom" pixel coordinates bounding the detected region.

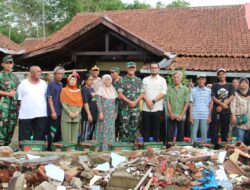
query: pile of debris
[{"left": 0, "top": 142, "right": 249, "bottom": 190}]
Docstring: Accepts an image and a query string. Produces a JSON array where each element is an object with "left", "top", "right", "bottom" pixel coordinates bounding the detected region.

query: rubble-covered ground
[{"left": 0, "top": 142, "right": 249, "bottom": 190}]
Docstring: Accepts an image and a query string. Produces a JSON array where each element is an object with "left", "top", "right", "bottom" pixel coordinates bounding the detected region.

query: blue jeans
[
  {"left": 235, "top": 128, "right": 248, "bottom": 142},
  {"left": 191, "top": 119, "right": 208, "bottom": 142}
]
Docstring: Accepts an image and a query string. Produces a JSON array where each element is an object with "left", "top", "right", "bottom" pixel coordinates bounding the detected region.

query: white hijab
[{"left": 96, "top": 74, "right": 118, "bottom": 99}]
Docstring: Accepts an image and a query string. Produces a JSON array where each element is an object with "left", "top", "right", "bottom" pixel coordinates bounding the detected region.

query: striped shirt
[{"left": 190, "top": 86, "right": 211, "bottom": 120}]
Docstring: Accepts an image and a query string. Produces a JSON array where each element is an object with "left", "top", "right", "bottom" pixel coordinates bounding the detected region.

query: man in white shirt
[
  {"left": 18, "top": 66, "right": 47, "bottom": 142},
  {"left": 142, "top": 63, "right": 167, "bottom": 142}
]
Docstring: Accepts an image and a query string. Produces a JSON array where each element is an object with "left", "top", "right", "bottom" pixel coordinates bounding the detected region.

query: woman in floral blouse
[{"left": 94, "top": 75, "right": 118, "bottom": 151}]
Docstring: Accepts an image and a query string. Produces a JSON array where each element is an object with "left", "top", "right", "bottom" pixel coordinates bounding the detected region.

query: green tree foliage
[
  {"left": 166, "top": 69, "right": 190, "bottom": 87},
  {"left": 167, "top": 0, "right": 190, "bottom": 8},
  {"left": 124, "top": 0, "right": 151, "bottom": 9},
  {"left": 156, "top": 1, "right": 166, "bottom": 9},
  {"left": 0, "top": 0, "right": 82, "bottom": 42},
  {"left": 80, "top": 0, "right": 124, "bottom": 12},
  {"left": 0, "top": 0, "right": 151, "bottom": 43}
]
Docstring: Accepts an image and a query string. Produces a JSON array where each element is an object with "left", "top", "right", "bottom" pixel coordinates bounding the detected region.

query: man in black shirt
[{"left": 211, "top": 68, "right": 234, "bottom": 149}]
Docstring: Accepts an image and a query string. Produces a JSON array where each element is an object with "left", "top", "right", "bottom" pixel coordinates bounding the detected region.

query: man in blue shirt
[
  {"left": 47, "top": 66, "right": 65, "bottom": 149},
  {"left": 189, "top": 74, "right": 212, "bottom": 143}
]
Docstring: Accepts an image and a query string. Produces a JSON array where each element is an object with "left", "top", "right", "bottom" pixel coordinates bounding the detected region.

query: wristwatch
[{"left": 152, "top": 99, "right": 156, "bottom": 104}]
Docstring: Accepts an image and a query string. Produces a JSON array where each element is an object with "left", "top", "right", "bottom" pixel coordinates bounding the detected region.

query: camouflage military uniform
[
  {"left": 118, "top": 75, "right": 143, "bottom": 142},
  {"left": 0, "top": 71, "right": 19, "bottom": 145},
  {"left": 113, "top": 77, "right": 122, "bottom": 92}
]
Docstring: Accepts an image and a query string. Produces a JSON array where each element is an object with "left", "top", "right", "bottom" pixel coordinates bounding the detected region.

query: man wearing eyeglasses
[{"left": 0, "top": 55, "right": 19, "bottom": 145}]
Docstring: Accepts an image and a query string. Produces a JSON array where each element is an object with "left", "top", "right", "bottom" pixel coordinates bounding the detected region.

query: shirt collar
[
  {"left": 174, "top": 84, "right": 183, "bottom": 88},
  {"left": 197, "top": 86, "right": 207, "bottom": 91},
  {"left": 150, "top": 74, "right": 159, "bottom": 79}
]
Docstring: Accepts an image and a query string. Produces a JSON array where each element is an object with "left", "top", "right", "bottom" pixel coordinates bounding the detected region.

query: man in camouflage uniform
[
  {"left": 0, "top": 56, "right": 19, "bottom": 145},
  {"left": 110, "top": 67, "right": 122, "bottom": 139},
  {"left": 118, "top": 62, "right": 143, "bottom": 142},
  {"left": 110, "top": 67, "right": 122, "bottom": 91}
]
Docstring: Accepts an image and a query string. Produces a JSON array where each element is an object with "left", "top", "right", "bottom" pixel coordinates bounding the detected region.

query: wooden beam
[
  {"left": 75, "top": 51, "right": 143, "bottom": 56},
  {"left": 105, "top": 32, "right": 109, "bottom": 52}
]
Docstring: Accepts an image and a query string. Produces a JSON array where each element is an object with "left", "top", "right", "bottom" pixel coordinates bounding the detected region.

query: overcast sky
[{"left": 122, "top": 0, "right": 250, "bottom": 7}]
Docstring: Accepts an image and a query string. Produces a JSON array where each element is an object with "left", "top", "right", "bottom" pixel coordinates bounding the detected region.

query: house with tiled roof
[
  {"left": 16, "top": 4, "right": 250, "bottom": 78},
  {"left": 0, "top": 33, "right": 25, "bottom": 61}
]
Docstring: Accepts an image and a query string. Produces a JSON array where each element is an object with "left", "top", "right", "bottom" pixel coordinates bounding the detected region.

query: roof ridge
[{"left": 75, "top": 4, "right": 243, "bottom": 16}]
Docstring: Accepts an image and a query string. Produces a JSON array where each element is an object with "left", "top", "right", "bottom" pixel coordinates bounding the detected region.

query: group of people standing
[{"left": 0, "top": 55, "right": 249, "bottom": 151}]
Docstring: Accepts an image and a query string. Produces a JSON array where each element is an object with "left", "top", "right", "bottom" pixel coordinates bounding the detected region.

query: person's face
[
  {"left": 127, "top": 66, "right": 136, "bottom": 75},
  {"left": 54, "top": 69, "right": 64, "bottom": 81},
  {"left": 197, "top": 77, "right": 206, "bottom": 87},
  {"left": 239, "top": 81, "right": 249, "bottom": 91},
  {"left": 1, "top": 62, "right": 13, "bottom": 72},
  {"left": 232, "top": 80, "right": 239, "bottom": 89},
  {"left": 85, "top": 76, "right": 94, "bottom": 87},
  {"left": 217, "top": 71, "right": 226, "bottom": 82},
  {"left": 30, "top": 67, "right": 42, "bottom": 80},
  {"left": 172, "top": 74, "right": 181, "bottom": 85},
  {"left": 111, "top": 71, "right": 119, "bottom": 80},
  {"left": 103, "top": 77, "right": 112, "bottom": 87},
  {"left": 68, "top": 77, "right": 77, "bottom": 87},
  {"left": 91, "top": 70, "right": 99, "bottom": 77},
  {"left": 150, "top": 64, "right": 159, "bottom": 75}
]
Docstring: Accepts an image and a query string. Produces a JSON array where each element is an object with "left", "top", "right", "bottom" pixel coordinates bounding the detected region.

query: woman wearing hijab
[
  {"left": 94, "top": 74, "right": 118, "bottom": 151},
  {"left": 231, "top": 78, "right": 250, "bottom": 143},
  {"left": 60, "top": 74, "right": 83, "bottom": 143}
]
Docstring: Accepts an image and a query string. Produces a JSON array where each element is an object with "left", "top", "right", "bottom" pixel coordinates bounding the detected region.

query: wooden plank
[
  {"left": 0, "top": 155, "right": 59, "bottom": 167},
  {"left": 75, "top": 51, "right": 143, "bottom": 56},
  {"left": 105, "top": 33, "right": 110, "bottom": 52},
  {"left": 14, "top": 69, "right": 87, "bottom": 74}
]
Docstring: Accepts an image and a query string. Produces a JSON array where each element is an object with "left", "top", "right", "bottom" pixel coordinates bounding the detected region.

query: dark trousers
[
  {"left": 47, "top": 116, "right": 62, "bottom": 142},
  {"left": 184, "top": 108, "right": 191, "bottom": 138},
  {"left": 115, "top": 113, "right": 121, "bottom": 140},
  {"left": 142, "top": 111, "right": 162, "bottom": 142},
  {"left": 46, "top": 116, "right": 62, "bottom": 150},
  {"left": 166, "top": 119, "right": 184, "bottom": 142},
  {"left": 211, "top": 112, "right": 230, "bottom": 144},
  {"left": 81, "top": 120, "right": 96, "bottom": 141},
  {"left": 19, "top": 117, "right": 47, "bottom": 141}
]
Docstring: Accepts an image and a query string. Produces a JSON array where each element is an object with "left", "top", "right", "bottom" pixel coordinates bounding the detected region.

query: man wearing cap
[
  {"left": 90, "top": 65, "right": 102, "bottom": 92},
  {"left": 211, "top": 68, "right": 234, "bottom": 149},
  {"left": 0, "top": 56, "right": 19, "bottom": 145},
  {"left": 118, "top": 62, "right": 144, "bottom": 142},
  {"left": 189, "top": 74, "right": 212, "bottom": 143},
  {"left": 110, "top": 67, "right": 122, "bottom": 91}
]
